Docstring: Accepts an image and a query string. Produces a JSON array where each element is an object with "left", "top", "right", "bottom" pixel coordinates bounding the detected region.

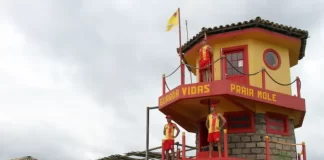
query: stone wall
[{"left": 227, "top": 113, "right": 297, "bottom": 160}]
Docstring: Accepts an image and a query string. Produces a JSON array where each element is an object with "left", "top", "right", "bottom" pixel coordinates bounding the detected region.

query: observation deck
[{"left": 158, "top": 57, "right": 304, "bottom": 132}]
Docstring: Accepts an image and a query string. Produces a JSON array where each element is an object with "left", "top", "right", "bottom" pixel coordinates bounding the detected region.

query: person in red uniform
[
  {"left": 198, "top": 38, "right": 214, "bottom": 82},
  {"left": 206, "top": 103, "right": 226, "bottom": 158},
  {"left": 163, "top": 115, "right": 180, "bottom": 160}
]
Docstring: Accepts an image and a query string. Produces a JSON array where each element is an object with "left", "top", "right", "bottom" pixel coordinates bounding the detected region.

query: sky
[{"left": 0, "top": 0, "right": 323, "bottom": 159}]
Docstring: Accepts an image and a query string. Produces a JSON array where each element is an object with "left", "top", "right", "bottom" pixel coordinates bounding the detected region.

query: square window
[
  {"left": 266, "top": 112, "right": 289, "bottom": 136},
  {"left": 222, "top": 45, "right": 248, "bottom": 85},
  {"left": 225, "top": 111, "right": 255, "bottom": 133}
]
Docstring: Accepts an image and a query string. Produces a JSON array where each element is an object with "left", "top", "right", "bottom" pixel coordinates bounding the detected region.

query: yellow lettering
[
  {"left": 230, "top": 84, "right": 276, "bottom": 102},
  {"left": 249, "top": 88, "right": 254, "bottom": 97},
  {"left": 257, "top": 91, "right": 262, "bottom": 99},
  {"left": 236, "top": 85, "right": 241, "bottom": 94},
  {"left": 256, "top": 90, "right": 277, "bottom": 102},
  {"left": 265, "top": 92, "right": 268, "bottom": 100},
  {"left": 204, "top": 84, "right": 210, "bottom": 93},
  {"left": 230, "top": 84, "right": 235, "bottom": 92},
  {"left": 160, "top": 89, "right": 180, "bottom": 106},
  {"left": 241, "top": 87, "right": 247, "bottom": 95},
  {"left": 181, "top": 87, "right": 187, "bottom": 96},
  {"left": 272, "top": 94, "right": 276, "bottom": 102},
  {"left": 191, "top": 86, "right": 197, "bottom": 95},
  {"left": 197, "top": 85, "right": 204, "bottom": 94},
  {"left": 181, "top": 84, "right": 210, "bottom": 96}
]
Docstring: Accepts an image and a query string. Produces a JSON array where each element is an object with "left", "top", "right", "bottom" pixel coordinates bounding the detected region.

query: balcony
[{"left": 158, "top": 57, "right": 305, "bottom": 132}]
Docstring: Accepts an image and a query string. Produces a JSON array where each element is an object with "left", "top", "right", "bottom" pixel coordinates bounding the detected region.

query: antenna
[
  {"left": 185, "top": 20, "right": 189, "bottom": 41},
  {"left": 185, "top": 20, "right": 192, "bottom": 84}
]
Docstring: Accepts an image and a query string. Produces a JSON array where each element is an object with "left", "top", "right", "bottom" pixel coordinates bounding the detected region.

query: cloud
[{"left": 0, "top": 0, "right": 323, "bottom": 159}]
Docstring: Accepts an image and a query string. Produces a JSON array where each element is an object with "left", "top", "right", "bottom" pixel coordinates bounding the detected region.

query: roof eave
[{"left": 177, "top": 17, "right": 309, "bottom": 60}]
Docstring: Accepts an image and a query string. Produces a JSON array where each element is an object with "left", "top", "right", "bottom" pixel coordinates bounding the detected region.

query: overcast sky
[{"left": 0, "top": 0, "right": 323, "bottom": 159}]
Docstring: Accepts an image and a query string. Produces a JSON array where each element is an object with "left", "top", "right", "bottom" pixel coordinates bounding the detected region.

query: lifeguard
[
  {"left": 163, "top": 115, "right": 180, "bottom": 160},
  {"left": 205, "top": 103, "right": 226, "bottom": 158},
  {"left": 198, "top": 38, "right": 214, "bottom": 82}
]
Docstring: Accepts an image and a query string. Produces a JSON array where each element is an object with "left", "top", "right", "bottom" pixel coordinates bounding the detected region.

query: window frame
[
  {"left": 222, "top": 45, "right": 249, "bottom": 85},
  {"left": 224, "top": 111, "right": 255, "bottom": 133},
  {"left": 266, "top": 112, "right": 289, "bottom": 136},
  {"left": 263, "top": 48, "right": 281, "bottom": 70}
]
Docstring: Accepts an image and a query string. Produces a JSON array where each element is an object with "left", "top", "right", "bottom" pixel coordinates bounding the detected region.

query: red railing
[
  {"left": 162, "top": 67, "right": 302, "bottom": 98},
  {"left": 161, "top": 138, "right": 196, "bottom": 160},
  {"left": 265, "top": 136, "right": 306, "bottom": 160},
  {"left": 182, "top": 132, "right": 186, "bottom": 160},
  {"left": 172, "top": 130, "right": 229, "bottom": 159}
]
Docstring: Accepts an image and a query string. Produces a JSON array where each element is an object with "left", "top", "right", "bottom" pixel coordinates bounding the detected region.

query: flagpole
[
  {"left": 178, "top": 7, "right": 185, "bottom": 85},
  {"left": 185, "top": 20, "right": 192, "bottom": 84}
]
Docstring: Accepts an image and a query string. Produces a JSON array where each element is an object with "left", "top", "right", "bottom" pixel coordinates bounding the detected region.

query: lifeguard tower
[{"left": 159, "top": 17, "right": 309, "bottom": 160}]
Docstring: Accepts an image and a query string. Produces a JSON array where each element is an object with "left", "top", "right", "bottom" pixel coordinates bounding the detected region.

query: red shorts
[
  {"left": 208, "top": 132, "right": 220, "bottom": 143},
  {"left": 162, "top": 139, "right": 174, "bottom": 150}
]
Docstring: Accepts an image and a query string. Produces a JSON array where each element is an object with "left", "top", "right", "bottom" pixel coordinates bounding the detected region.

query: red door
[{"left": 224, "top": 49, "right": 248, "bottom": 84}]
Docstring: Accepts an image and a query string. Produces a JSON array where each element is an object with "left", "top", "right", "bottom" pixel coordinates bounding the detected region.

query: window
[
  {"left": 266, "top": 112, "right": 289, "bottom": 136},
  {"left": 263, "top": 49, "right": 281, "bottom": 70},
  {"left": 226, "top": 51, "right": 244, "bottom": 76},
  {"left": 223, "top": 45, "right": 249, "bottom": 84},
  {"left": 224, "top": 111, "right": 255, "bottom": 133}
]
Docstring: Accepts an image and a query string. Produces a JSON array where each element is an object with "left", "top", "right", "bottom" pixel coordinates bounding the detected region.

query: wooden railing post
[
  {"left": 162, "top": 140, "right": 165, "bottom": 160},
  {"left": 162, "top": 74, "right": 166, "bottom": 94},
  {"left": 223, "top": 129, "right": 228, "bottom": 158},
  {"left": 262, "top": 68, "right": 266, "bottom": 89},
  {"left": 296, "top": 76, "right": 301, "bottom": 98},
  {"left": 302, "top": 141, "right": 306, "bottom": 160},
  {"left": 182, "top": 132, "right": 186, "bottom": 160},
  {"left": 265, "top": 136, "right": 270, "bottom": 160}
]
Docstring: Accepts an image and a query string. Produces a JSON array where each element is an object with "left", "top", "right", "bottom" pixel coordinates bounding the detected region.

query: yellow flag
[{"left": 166, "top": 10, "right": 179, "bottom": 31}]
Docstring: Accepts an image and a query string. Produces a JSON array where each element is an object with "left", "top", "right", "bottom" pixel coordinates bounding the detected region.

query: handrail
[
  {"left": 182, "top": 132, "right": 186, "bottom": 160},
  {"left": 175, "top": 129, "right": 228, "bottom": 160},
  {"left": 162, "top": 56, "right": 302, "bottom": 98},
  {"left": 174, "top": 142, "right": 196, "bottom": 149},
  {"left": 265, "top": 136, "right": 306, "bottom": 160}
]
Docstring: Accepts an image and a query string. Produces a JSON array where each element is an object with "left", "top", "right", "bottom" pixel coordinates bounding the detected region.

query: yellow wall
[
  {"left": 195, "top": 39, "right": 292, "bottom": 95},
  {"left": 249, "top": 39, "right": 292, "bottom": 95}
]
